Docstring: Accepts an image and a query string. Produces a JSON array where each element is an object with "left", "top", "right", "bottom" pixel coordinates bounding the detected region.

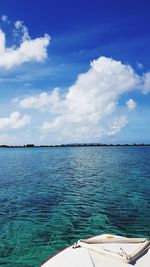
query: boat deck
[{"left": 41, "top": 234, "right": 150, "bottom": 267}]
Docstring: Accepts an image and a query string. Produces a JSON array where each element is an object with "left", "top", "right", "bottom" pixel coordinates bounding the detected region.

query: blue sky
[{"left": 0, "top": 0, "right": 149, "bottom": 145}]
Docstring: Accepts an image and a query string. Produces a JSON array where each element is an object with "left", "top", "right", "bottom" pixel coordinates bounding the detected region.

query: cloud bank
[{"left": 19, "top": 56, "right": 150, "bottom": 143}]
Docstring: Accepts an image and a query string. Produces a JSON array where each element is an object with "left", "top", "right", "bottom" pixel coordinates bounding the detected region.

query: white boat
[{"left": 41, "top": 234, "right": 150, "bottom": 267}]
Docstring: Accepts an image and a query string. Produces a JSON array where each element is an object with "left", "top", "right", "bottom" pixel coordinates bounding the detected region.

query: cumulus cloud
[
  {"left": 18, "top": 57, "right": 150, "bottom": 142},
  {"left": 0, "top": 112, "right": 31, "bottom": 130},
  {"left": 20, "top": 88, "right": 65, "bottom": 113},
  {"left": 18, "top": 56, "right": 150, "bottom": 142},
  {"left": 126, "top": 99, "right": 137, "bottom": 110},
  {"left": 0, "top": 23, "right": 50, "bottom": 69}
]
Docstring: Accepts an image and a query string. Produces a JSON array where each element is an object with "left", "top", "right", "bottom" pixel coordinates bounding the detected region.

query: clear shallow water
[{"left": 0, "top": 146, "right": 150, "bottom": 267}]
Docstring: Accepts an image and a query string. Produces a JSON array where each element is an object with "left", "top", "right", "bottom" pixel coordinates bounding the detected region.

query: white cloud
[
  {"left": 137, "top": 62, "right": 143, "bottom": 70},
  {"left": 18, "top": 56, "right": 150, "bottom": 143},
  {"left": 107, "top": 116, "right": 128, "bottom": 136},
  {"left": 142, "top": 72, "right": 150, "bottom": 94},
  {"left": 1, "top": 15, "right": 9, "bottom": 23},
  {"left": 15, "top": 20, "right": 22, "bottom": 29},
  {"left": 20, "top": 88, "right": 65, "bottom": 113},
  {"left": 14, "top": 20, "right": 30, "bottom": 41},
  {"left": 0, "top": 111, "right": 31, "bottom": 130},
  {"left": 0, "top": 26, "right": 50, "bottom": 69},
  {"left": 126, "top": 99, "right": 137, "bottom": 110}
]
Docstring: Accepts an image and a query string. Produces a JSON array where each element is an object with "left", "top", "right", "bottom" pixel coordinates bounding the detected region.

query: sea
[{"left": 0, "top": 146, "right": 150, "bottom": 267}]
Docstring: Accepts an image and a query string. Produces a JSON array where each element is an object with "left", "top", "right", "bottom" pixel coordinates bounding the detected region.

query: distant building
[{"left": 26, "top": 144, "right": 35, "bottom": 147}]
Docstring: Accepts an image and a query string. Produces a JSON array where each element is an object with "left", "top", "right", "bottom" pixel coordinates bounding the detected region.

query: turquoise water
[{"left": 0, "top": 146, "right": 150, "bottom": 267}]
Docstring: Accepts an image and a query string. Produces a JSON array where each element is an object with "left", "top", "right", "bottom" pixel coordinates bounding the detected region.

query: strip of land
[{"left": 0, "top": 143, "right": 150, "bottom": 148}]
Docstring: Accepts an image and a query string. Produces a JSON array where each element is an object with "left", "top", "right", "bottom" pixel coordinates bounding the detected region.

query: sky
[{"left": 0, "top": 0, "right": 150, "bottom": 145}]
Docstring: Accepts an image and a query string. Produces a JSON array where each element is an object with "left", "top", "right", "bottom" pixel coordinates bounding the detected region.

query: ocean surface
[{"left": 0, "top": 146, "right": 150, "bottom": 267}]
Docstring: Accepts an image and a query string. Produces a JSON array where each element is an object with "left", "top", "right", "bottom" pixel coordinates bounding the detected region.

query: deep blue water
[{"left": 0, "top": 146, "right": 150, "bottom": 267}]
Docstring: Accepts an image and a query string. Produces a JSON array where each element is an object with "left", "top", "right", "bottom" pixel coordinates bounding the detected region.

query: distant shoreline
[{"left": 0, "top": 143, "right": 150, "bottom": 148}]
